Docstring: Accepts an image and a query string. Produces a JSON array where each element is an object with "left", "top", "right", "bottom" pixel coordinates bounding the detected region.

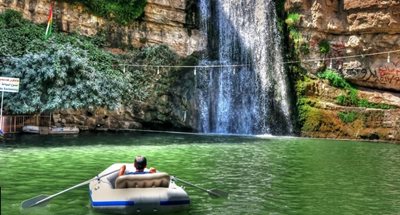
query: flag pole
[{"left": 45, "top": 1, "right": 54, "bottom": 39}]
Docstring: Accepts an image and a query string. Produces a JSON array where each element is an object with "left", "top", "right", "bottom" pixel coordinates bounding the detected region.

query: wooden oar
[
  {"left": 172, "top": 176, "right": 228, "bottom": 198},
  {"left": 21, "top": 169, "right": 119, "bottom": 209}
]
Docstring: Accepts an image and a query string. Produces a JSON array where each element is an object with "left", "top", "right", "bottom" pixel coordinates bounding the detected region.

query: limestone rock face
[
  {"left": 344, "top": 0, "right": 400, "bottom": 34},
  {"left": 0, "top": 0, "right": 205, "bottom": 56},
  {"left": 301, "top": 80, "right": 400, "bottom": 141},
  {"left": 287, "top": 0, "right": 400, "bottom": 91},
  {"left": 286, "top": 0, "right": 400, "bottom": 142}
]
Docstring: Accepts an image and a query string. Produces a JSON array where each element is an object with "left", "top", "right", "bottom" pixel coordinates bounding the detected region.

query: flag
[{"left": 45, "top": 2, "right": 53, "bottom": 39}]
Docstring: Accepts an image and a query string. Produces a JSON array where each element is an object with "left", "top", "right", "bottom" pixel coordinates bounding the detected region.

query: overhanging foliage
[
  {"left": 69, "top": 0, "right": 147, "bottom": 25},
  {"left": 0, "top": 10, "right": 134, "bottom": 114},
  {"left": 0, "top": 9, "right": 195, "bottom": 115}
]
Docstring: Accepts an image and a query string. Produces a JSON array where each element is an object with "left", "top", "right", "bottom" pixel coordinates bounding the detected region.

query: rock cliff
[
  {"left": 0, "top": 0, "right": 205, "bottom": 56},
  {"left": 285, "top": 0, "right": 400, "bottom": 142}
]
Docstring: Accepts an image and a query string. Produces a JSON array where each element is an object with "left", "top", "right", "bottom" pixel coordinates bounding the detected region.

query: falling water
[{"left": 196, "top": 0, "right": 293, "bottom": 135}]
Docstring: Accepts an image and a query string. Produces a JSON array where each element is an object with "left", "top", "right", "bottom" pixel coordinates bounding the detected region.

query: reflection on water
[{"left": 1, "top": 132, "right": 400, "bottom": 215}]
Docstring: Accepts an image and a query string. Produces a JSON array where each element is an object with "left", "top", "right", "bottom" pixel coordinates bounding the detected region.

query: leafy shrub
[
  {"left": 348, "top": 89, "right": 359, "bottom": 105},
  {"left": 285, "top": 13, "right": 301, "bottom": 26},
  {"left": 289, "top": 28, "right": 301, "bottom": 42},
  {"left": 318, "top": 69, "right": 352, "bottom": 89},
  {"left": 336, "top": 88, "right": 361, "bottom": 106},
  {"left": 0, "top": 9, "right": 46, "bottom": 57},
  {"left": 289, "top": 27, "right": 308, "bottom": 55},
  {"left": 318, "top": 69, "right": 395, "bottom": 109},
  {"left": 295, "top": 77, "right": 313, "bottom": 97},
  {"left": 299, "top": 43, "right": 310, "bottom": 55},
  {"left": 336, "top": 94, "right": 350, "bottom": 106},
  {"left": 318, "top": 40, "right": 330, "bottom": 54},
  {"left": 357, "top": 99, "right": 369, "bottom": 108},
  {"left": 0, "top": 10, "right": 196, "bottom": 115},
  {"left": 338, "top": 111, "right": 357, "bottom": 123},
  {"left": 336, "top": 88, "right": 395, "bottom": 109},
  {"left": 298, "top": 98, "right": 322, "bottom": 131},
  {"left": 1, "top": 9, "right": 25, "bottom": 28},
  {"left": 2, "top": 43, "right": 130, "bottom": 113},
  {"left": 70, "top": 0, "right": 147, "bottom": 25},
  {"left": 0, "top": 10, "right": 148, "bottom": 114},
  {"left": 357, "top": 99, "right": 395, "bottom": 109}
]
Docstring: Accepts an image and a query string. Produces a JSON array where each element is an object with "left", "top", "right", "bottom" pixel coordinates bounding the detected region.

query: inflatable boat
[
  {"left": 89, "top": 163, "right": 190, "bottom": 214},
  {"left": 22, "top": 125, "right": 79, "bottom": 134},
  {"left": 22, "top": 125, "right": 40, "bottom": 133}
]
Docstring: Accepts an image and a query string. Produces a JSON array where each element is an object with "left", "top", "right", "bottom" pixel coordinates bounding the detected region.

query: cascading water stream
[{"left": 196, "top": 0, "right": 293, "bottom": 135}]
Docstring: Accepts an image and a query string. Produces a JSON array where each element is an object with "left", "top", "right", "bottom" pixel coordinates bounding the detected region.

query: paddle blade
[
  {"left": 208, "top": 189, "right": 229, "bottom": 198},
  {"left": 21, "top": 195, "right": 49, "bottom": 209}
]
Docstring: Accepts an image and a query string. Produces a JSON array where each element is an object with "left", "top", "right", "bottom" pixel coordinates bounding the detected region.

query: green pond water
[{"left": 1, "top": 132, "right": 400, "bottom": 215}]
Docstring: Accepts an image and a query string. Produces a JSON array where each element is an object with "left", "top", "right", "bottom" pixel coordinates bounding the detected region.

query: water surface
[{"left": 1, "top": 132, "right": 400, "bottom": 215}]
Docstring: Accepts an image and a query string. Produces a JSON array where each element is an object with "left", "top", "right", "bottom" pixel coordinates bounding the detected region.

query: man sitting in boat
[{"left": 118, "top": 155, "right": 156, "bottom": 176}]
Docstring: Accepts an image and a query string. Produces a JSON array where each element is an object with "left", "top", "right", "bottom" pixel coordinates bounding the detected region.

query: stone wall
[{"left": 0, "top": 0, "right": 205, "bottom": 56}]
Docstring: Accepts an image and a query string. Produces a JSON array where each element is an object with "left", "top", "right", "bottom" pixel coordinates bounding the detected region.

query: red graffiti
[
  {"left": 378, "top": 68, "right": 400, "bottom": 77},
  {"left": 331, "top": 41, "right": 346, "bottom": 50},
  {"left": 378, "top": 61, "right": 400, "bottom": 77},
  {"left": 378, "top": 76, "right": 400, "bottom": 84},
  {"left": 391, "top": 60, "right": 400, "bottom": 67},
  {"left": 344, "top": 67, "right": 400, "bottom": 85},
  {"left": 326, "top": 41, "right": 346, "bottom": 70},
  {"left": 309, "top": 39, "right": 318, "bottom": 48}
]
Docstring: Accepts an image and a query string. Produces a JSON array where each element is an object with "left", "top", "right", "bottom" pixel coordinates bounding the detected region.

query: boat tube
[
  {"left": 89, "top": 163, "right": 190, "bottom": 214},
  {"left": 22, "top": 125, "right": 40, "bottom": 133},
  {"left": 22, "top": 125, "right": 79, "bottom": 134},
  {"left": 48, "top": 126, "right": 79, "bottom": 134}
]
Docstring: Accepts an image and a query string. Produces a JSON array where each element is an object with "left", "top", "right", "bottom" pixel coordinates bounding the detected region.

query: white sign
[{"left": 0, "top": 77, "right": 20, "bottom": 93}]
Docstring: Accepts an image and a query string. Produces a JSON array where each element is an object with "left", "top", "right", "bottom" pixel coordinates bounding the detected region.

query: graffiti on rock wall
[
  {"left": 378, "top": 60, "right": 400, "bottom": 77},
  {"left": 327, "top": 41, "right": 346, "bottom": 69},
  {"left": 307, "top": 38, "right": 400, "bottom": 89},
  {"left": 309, "top": 38, "right": 318, "bottom": 48},
  {"left": 376, "top": 60, "right": 400, "bottom": 86},
  {"left": 342, "top": 61, "right": 400, "bottom": 88}
]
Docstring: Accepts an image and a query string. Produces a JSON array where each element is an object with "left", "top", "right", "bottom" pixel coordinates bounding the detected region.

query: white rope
[
  {"left": 122, "top": 64, "right": 249, "bottom": 68},
  {"left": 2, "top": 48, "right": 399, "bottom": 69},
  {"left": 117, "top": 48, "right": 400, "bottom": 69},
  {"left": 282, "top": 49, "right": 400, "bottom": 64}
]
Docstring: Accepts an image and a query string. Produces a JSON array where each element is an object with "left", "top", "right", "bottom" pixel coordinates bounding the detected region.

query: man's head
[{"left": 134, "top": 156, "right": 147, "bottom": 171}]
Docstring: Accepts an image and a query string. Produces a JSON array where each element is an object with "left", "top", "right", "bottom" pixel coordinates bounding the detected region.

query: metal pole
[
  {"left": 1, "top": 89, "right": 4, "bottom": 131},
  {"left": 14, "top": 116, "right": 16, "bottom": 133}
]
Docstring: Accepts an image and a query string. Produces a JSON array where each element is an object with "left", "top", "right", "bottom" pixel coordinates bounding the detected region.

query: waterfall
[{"left": 196, "top": 0, "right": 293, "bottom": 135}]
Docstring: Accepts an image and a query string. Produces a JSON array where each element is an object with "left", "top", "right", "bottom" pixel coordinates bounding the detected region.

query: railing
[{"left": 0, "top": 115, "right": 52, "bottom": 134}]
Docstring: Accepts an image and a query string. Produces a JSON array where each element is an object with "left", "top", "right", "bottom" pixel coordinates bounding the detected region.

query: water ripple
[{"left": 1, "top": 134, "right": 400, "bottom": 215}]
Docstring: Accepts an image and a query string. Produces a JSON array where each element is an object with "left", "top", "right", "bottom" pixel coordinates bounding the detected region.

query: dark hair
[{"left": 134, "top": 156, "right": 147, "bottom": 171}]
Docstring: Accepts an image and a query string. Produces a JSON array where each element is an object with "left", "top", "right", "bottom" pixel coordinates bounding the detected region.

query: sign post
[{"left": 0, "top": 77, "right": 20, "bottom": 131}]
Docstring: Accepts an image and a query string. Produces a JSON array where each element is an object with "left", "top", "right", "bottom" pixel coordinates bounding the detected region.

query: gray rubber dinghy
[{"left": 89, "top": 163, "right": 190, "bottom": 214}]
